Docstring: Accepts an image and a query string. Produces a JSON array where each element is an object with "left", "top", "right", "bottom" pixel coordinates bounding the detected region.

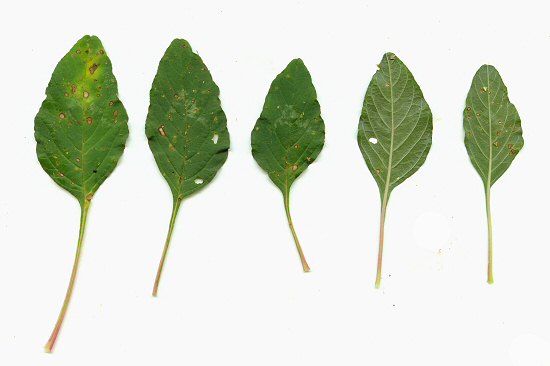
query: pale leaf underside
[
  {"left": 358, "top": 52, "right": 432, "bottom": 200},
  {"left": 464, "top": 65, "right": 523, "bottom": 188}
]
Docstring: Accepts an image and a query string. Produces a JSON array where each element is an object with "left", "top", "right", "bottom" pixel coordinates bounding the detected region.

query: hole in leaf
[
  {"left": 369, "top": 137, "right": 378, "bottom": 144},
  {"left": 194, "top": 178, "right": 204, "bottom": 185}
]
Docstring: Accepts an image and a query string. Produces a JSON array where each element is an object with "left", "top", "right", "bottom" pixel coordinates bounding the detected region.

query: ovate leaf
[
  {"left": 463, "top": 65, "right": 524, "bottom": 284},
  {"left": 35, "top": 35, "right": 128, "bottom": 352},
  {"left": 357, "top": 53, "right": 433, "bottom": 288},
  {"left": 251, "top": 59, "right": 325, "bottom": 272},
  {"left": 146, "top": 39, "right": 229, "bottom": 296}
]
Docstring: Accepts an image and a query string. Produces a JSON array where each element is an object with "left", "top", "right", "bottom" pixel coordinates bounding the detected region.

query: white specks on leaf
[
  {"left": 194, "top": 178, "right": 204, "bottom": 184},
  {"left": 212, "top": 133, "right": 219, "bottom": 144},
  {"left": 369, "top": 137, "right": 378, "bottom": 144}
]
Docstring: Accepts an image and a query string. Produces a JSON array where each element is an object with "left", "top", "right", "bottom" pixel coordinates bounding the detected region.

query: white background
[{"left": 0, "top": 0, "right": 548, "bottom": 364}]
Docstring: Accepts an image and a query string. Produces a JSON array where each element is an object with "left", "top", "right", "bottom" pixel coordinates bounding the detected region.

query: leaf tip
[
  {"left": 77, "top": 34, "right": 102, "bottom": 46},
  {"left": 288, "top": 57, "right": 308, "bottom": 71},
  {"left": 477, "top": 64, "right": 498, "bottom": 76},
  {"left": 384, "top": 52, "right": 397, "bottom": 61},
  {"left": 170, "top": 38, "right": 192, "bottom": 50}
]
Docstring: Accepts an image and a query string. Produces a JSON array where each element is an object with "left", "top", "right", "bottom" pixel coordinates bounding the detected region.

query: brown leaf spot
[
  {"left": 59, "top": 113, "right": 66, "bottom": 119},
  {"left": 83, "top": 91, "right": 89, "bottom": 99},
  {"left": 71, "top": 84, "right": 77, "bottom": 94},
  {"left": 89, "top": 64, "right": 98, "bottom": 75},
  {"left": 159, "top": 126, "right": 166, "bottom": 137},
  {"left": 113, "top": 110, "right": 119, "bottom": 117},
  {"left": 292, "top": 164, "right": 298, "bottom": 171},
  {"left": 294, "top": 144, "right": 299, "bottom": 149},
  {"left": 86, "top": 117, "right": 93, "bottom": 125}
]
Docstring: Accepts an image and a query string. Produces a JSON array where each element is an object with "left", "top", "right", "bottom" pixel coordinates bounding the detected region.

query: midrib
[
  {"left": 383, "top": 54, "right": 395, "bottom": 205},
  {"left": 81, "top": 59, "right": 87, "bottom": 202},
  {"left": 486, "top": 65, "right": 492, "bottom": 189}
]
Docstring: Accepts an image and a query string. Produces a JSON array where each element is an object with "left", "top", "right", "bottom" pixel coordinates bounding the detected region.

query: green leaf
[
  {"left": 357, "top": 52, "right": 433, "bottom": 288},
  {"left": 251, "top": 59, "right": 325, "bottom": 272},
  {"left": 34, "top": 35, "right": 128, "bottom": 352},
  {"left": 463, "top": 65, "right": 524, "bottom": 284},
  {"left": 146, "top": 39, "right": 229, "bottom": 295}
]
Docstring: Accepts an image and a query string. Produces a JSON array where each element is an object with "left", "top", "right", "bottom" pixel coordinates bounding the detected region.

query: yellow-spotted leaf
[{"left": 35, "top": 35, "right": 128, "bottom": 352}]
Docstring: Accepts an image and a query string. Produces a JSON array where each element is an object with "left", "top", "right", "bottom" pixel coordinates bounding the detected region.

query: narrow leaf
[
  {"left": 146, "top": 39, "right": 229, "bottom": 296},
  {"left": 35, "top": 35, "right": 129, "bottom": 352},
  {"left": 463, "top": 65, "right": 524, "bottom": 284},
  {"left": 357, "top": 53, "right": 433, "bottom": 288},
  {"left": 251, "top": 59, "right": 325, "bottom": 272}
]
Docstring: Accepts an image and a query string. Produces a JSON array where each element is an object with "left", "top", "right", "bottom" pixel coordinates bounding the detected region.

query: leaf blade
[
  {"left": 146, "top": 39, "right": 229, "bottom": 203},
  {"left": 358, "top": 53, "right": 433, "bottom": 199},
  {"left": 251, "top": 59, "right": 325, "bottom": 194},
  {"left": 35, "top": 35, "right": 129, "bottom": 204},
  {"left": 463, "top": 65, "right": 524, "bottom": 188}
]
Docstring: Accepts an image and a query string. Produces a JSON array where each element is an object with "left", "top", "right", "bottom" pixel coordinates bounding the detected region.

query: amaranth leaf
[
  {"left": 35, "top": 35, "right": 128, "bottom": 352},
  {"left": 463, "top": 65, "right": 524, "bottom": 284},
  {"left": 251, "top": 59, "right": 325, "bottom": 272},
  {"left": 146, "top": 39, "right": 229, "bottom": 296},
  {"left": 357, "top": 53, "right": 433, "bottom": 288}
]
